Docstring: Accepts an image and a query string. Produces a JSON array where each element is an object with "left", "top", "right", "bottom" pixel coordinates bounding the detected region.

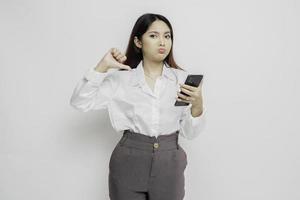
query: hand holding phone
[{"left": 174, "top": 74, "right": 203, "bottom": 106}]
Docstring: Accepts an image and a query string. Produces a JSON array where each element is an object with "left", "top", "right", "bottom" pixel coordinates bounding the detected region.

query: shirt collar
[{"left": 129, "top": 60, "right": 176, "bottom": 87}]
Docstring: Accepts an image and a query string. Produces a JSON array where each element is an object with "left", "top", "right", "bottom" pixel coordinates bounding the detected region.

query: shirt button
[{"left": 153, "top": 143, "right": 159, "bottom": 148}]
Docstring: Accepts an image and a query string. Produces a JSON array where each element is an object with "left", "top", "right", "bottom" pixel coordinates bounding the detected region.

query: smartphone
[{"left": 174, "top": 74, "right": 203, "bottom": 106}]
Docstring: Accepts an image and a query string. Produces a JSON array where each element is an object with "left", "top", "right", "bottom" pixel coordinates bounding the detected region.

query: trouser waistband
[{"left": 119, "top": 129, "right": 180, "bottom": 151}]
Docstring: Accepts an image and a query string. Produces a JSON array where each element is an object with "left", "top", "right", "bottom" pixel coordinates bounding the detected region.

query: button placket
[
  {"left": 152, "top": 139, "right": 160, "bottom": 153},
  {"left": 151, "top": 94, "right": 160, "bottom": 135}
]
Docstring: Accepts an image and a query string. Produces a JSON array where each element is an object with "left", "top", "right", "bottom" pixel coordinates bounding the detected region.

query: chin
[
  {"left": 155, "top": 58, "right": 165, "bottom": 63},
  {"left": 156, "top": 54, "right": 167, "bottom": 60}
]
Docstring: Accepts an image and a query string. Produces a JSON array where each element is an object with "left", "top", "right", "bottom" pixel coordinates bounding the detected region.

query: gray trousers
[{"left": 108, "top": 129, "right": 187, "bottom": 200}]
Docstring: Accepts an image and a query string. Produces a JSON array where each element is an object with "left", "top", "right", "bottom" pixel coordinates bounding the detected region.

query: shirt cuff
[
  {"left": 188, "top": 104, "right": 206, "bottom": 136},
  {"left": 84, "top": 67, "right": 109, "bottom": 84}
]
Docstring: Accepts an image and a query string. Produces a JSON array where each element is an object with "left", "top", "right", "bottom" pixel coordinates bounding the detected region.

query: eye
[
  {"left": 165, "top": 35, "right": 171, "bottom": 39},
  {"left": 150, "top": 34, "right": 157, "bottom": 38}
]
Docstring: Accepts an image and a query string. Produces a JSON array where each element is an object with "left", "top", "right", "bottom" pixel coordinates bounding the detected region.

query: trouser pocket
[{"left": 177, "top": 145, "right": 188, "bottom": 169}]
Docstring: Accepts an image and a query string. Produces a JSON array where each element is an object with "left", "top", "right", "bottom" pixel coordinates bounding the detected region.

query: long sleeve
[
  {"left": 179, "top": 104, "right": 206, "bottom": 140},
  {"left": 70, "top": 67, "right": 119, "bottom": 112}
]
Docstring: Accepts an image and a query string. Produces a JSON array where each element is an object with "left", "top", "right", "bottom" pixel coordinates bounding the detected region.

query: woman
[{"left": 70, "top": 13, "right": 206, "bottom": 200}]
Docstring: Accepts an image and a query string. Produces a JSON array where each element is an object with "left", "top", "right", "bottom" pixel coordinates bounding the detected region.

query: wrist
[
  {"left": 191, "top": 105, "right": 203, "bottom": 117},
  {"left": 191, "top": 103, "right": 203, "bottom": 110},
  {"left": 94, "top": 65, "right": 108, "bottom": 73}
]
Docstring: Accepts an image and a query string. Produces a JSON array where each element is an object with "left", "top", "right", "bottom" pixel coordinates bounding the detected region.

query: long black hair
[{"left": 123, "top": 13, "right": 184, "bottom": 71}]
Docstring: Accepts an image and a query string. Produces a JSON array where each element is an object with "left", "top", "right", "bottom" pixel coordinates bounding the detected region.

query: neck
[{"left": 142, "top": 59, "right": 164, "bottom": 76}]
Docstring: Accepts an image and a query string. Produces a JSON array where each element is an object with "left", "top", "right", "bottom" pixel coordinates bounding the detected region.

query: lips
[{"left": 158, "top": 48, "right": 166, "bottom": 53}]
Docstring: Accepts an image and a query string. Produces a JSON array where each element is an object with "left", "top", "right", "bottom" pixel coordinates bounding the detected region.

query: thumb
[{"left": 114, "top": 61, "right": 132, "bottom": 71}]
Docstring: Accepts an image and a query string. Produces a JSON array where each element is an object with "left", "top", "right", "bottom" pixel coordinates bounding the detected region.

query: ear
[{"left": 134, "top": 36, "right": 142, "bottom": 49}]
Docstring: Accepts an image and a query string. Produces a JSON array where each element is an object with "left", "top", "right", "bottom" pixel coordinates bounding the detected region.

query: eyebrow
[{"left": 148, "top": 31, "right": 171, "bottom": 34}]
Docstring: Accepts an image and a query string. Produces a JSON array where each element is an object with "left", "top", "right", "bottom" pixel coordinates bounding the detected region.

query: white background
[{"left": 1, "top": 0, "right": 299, "bottom": 199}]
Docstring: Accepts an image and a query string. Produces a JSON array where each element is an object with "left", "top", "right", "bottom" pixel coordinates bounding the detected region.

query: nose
[{"left": 159, "top": 36, "right": 166, "bottom": 46}]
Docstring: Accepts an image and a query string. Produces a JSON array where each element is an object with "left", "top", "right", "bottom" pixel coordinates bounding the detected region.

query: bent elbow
[{"left": 69, "top": 96, "right": 92, "bottom": 112}]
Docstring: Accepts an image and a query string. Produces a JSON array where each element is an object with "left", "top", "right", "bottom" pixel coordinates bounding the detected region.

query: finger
[
  {"left": 177, "top": 92, "right": 190, "bottom": 100},
  {"left": 179, "top": 87, "right": 193, "bottom": 96},
  {"left": 111, "top": 48, "right": 117, "bottom": 55},
  {"left": 118, "top": 63, "right": 132, "bottom": 70},
  {"left": 176, "top": 97, "right": 191, "bottom": 103},
  {"left": 119, "top": 55, "right": 127, "bottom": 63},
  {"left": 180, "top": 83, "right": 197, "bottom": 91},
  {"left": 111, "top": 48, "right": 121, "bottom": 57},
  {"left": 113, "top": 60, "right": 132, "bottom": 70},
  {"left": 113, "top": 51, "right": 121, "bottom": 58},
  {"left": 115, "top": 54, "right": 126, "bottom": 63},
  {"left": 116, "top": 54, "right": 124, "bottom": 61}
]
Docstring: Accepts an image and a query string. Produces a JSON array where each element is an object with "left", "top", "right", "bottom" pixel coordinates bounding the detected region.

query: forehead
[{"left": 146, "top": 20, "right": 170, "bottom": 33}]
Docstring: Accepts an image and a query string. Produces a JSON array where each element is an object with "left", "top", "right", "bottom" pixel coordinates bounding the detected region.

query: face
[{"left": 134, "top": 20, "right": 172, "bottom": 63}]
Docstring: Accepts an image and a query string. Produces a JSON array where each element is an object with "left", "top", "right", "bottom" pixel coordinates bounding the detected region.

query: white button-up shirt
[{"left": 70, "top": 61, "right": 206, "bottom": 140}]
